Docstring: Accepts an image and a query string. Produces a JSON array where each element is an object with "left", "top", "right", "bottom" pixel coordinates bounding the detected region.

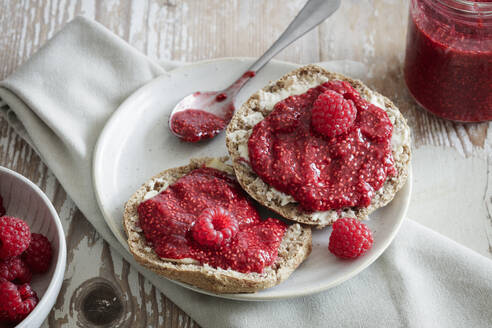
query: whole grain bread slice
[
  {"left": 123, "top": 157, "right": 312, "bottom": 294},
  {"left": 226, "top": 65, "right": 411, "bottom": 228}
]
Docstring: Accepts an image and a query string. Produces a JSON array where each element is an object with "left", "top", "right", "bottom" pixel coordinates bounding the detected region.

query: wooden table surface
[{"left": 0, "top": 0, "right": 491, "bottom": 327}]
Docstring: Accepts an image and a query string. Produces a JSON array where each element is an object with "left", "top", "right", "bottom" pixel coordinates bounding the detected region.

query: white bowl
[{"left": 0, "top": 166, "right": 66, "bottom": 328}]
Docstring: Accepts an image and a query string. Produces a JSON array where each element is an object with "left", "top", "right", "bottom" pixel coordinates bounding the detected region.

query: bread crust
[
  {"left": 123, "top": 157, "right": 312, "bottom": 294},
  {"left": 226, "top": 65, "right": 411, "bottom": 228}
]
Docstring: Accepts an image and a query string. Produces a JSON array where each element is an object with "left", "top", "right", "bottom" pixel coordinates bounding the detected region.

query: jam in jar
[{"left": 404, "top": 0, "right": 492, "bottom": 122}]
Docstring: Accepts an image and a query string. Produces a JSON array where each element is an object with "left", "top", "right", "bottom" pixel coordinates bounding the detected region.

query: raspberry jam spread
[
  {"left": 137, "top": 167, "right": 287, "bottom": 273},
  {"left": 404, "top": 0, "right": 492, "bottom": 122},
  {"left": 170, "top": 71, "right": 256, "bottom": 142},
  {"left": 170, "top": 109, "right": 227, "bottom": 142},
  {"left": 248, "top": 80, "right": 396, "bottom": 212}
]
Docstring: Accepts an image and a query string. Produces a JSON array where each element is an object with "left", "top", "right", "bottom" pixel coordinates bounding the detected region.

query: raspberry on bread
[
  {"left": 311, "top": 90, "right": 357, "bottom": 137},
  {"left": 191, "top": 207, "right": 239, "bottom": 249},
  {"left": 123, "top": 157, "right": 312, "bottom": 294},
  {"left": 226, "top": 65, "right": 411, "bottom": 227}
]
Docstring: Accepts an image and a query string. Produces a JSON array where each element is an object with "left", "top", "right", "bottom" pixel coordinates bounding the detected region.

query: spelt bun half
[
  {"left": 226, "top": 65, "right": 411, "bottom": 228},
  {"left": 123, "top": 157, "right": 312, "bottom": 294}
]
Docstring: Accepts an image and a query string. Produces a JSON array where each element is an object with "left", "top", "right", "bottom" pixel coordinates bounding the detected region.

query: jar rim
[{"left": 436, "top": 0, "right": 492, "bottom": 15}]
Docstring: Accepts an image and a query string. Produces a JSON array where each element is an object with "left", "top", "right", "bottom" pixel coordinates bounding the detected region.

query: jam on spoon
[{"left": 169, "top": 72, "right": 255, "bottom": 142}]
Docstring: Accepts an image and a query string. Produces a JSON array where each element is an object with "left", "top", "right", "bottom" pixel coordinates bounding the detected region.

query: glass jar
[{"left": 404, "top": 0, "right": 492, "bottom": 122}]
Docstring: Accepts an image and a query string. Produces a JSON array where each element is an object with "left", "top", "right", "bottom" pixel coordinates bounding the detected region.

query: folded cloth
[{"left": 1, "top": 17, "right": 491, "bottom": 328}]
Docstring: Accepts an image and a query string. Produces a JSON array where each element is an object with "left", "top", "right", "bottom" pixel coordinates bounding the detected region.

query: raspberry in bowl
[{"left": 0, "top": 166, "right": 66, "bottom": 328}]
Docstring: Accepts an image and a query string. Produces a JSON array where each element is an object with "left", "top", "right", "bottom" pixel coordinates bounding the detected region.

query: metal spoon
[{"left": 169, "top": 0, "right": 341, "bottom": 142}]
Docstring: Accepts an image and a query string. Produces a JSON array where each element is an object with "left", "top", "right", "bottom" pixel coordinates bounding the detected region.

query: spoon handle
[{"left": 248, "top": 0, "right": 341, "bottom": 73}]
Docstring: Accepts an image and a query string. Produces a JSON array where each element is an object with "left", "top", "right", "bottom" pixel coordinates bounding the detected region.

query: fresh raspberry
[
  {"left": 328, "top": 218, "right": 373, "bottom": 259},
  {"left": 17, "top": 283, "right": 38, "bottom": 301},
  {"left": 0, "top": 216, "right": 31, "bottom": 259},
  {"left": 311, "top": 90, "right": 357, "bottom": 138},
  {"left": 22, "top": 233, "right": 53, "bottom": 273},
  {"left": 12, "top": 297, "right": 38, "bottom": 323},
  {"left": 0, "top": 281, "right": 21, "bottom": 323},
  {"left": 0, "top": 194, "right": 5, "bottom": 217},
  {"left": 191, "top": 207, "right": 239, "bottom": 248},
  {"left": 0, "top": 257, "right": 32, "bottom": 283},
  {"left": 0, "top": 281, "right": 38, "bottom": 324},
  {"left": 0, "top": 281, "right": 36, "bottom": 323},
  {"left": 9, "top": 296, "right": 38, "bottom": 324}
]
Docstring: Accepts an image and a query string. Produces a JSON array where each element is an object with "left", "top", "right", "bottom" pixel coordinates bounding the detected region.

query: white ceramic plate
[{"left": 93, "top": 58, "right": 412, "bottom": 301}]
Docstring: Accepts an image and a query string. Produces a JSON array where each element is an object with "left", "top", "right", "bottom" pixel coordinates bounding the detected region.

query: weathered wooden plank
[
  {"left": 127, "top": 0, "right": 318, "bottom": 63},
  {"left": 1, "top": 0, "right": 491, "bottom": 327}
]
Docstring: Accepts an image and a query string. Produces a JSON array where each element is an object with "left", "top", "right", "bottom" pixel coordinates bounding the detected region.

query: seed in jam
[
  {"left": 248, "top": 81, "right": 396, "bottom": 212},
  {"left": 137, "top": 167, "right": 287, "bottom": 273}
]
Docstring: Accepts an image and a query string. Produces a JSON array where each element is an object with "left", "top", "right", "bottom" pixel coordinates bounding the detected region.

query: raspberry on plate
[
  {"left": 0, "top": 194, "right": 5, "bottom": 217},
  {"left": 22, "top": 233, "right": 53, "bottom": 274},
  {"left": 0, "top": 216, "right": 31, "bottom": 259},
  {"left": 0, "top": 281, "right": 38, "bottom": 324},
  {"left": 191, "top": 207, "right": 239, "bottom": 249},
  {"left": 328, "top": 217, "right": 373, "bottom": 259},
  {"left": 0, "top": 257, "right": 32, "bottom": 284},
  {"left": 311, "top": 90, "right": 357, "bottom": 138}
]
